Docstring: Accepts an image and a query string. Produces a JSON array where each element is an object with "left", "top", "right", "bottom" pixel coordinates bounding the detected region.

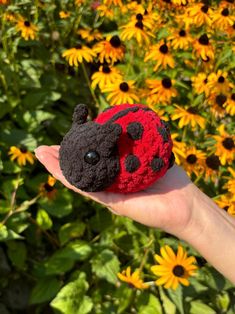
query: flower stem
[{"left": 81, "top": 62, "right": 99, "bottom": 107}]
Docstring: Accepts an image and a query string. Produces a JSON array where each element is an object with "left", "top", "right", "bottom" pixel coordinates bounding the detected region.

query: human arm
[{"left": 35, "top": 145, "right": 235, "bottom": 284}]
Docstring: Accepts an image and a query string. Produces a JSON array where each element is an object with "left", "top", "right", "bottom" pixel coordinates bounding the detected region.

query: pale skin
[{"left": 35, "top": 145, "right": 235, "bottom": 284}]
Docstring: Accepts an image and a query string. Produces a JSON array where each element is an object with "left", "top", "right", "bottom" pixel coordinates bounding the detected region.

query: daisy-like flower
[
  {"left": 186, "top": 3, "right": 213, "bottom": 27},
  {"left": 212, "top": 125, "right": 235, "bottom": 165},
  {"left": 144, "top": 40, "right": 175, "bottom": 71},
  {"left": 193, "top": 34, "right": 214, "bottom": 62},
  {"left": 224, "top": 167, "right": 235, "bottom": 195},
  {"left": 146, "top": 77, "right": 178, "bottom": 104},
  {"left": 204, "top": 154, "right": 221, "bottom": 181},
  {"left": 96, "top": 4, "right": 114, "bottom": 19},
  {"left": 171, "top": 105, "right": 206, "bottom": 129},
  {"left": 93, "top": 35, "right": 125, "bottom": 64},
  {"left": 103, "top": 0, "right": 123, "bottom": 7},
  {"left": 207, "top": 70, "right": 233, "bottom": 94},
  {"left": 168, "top": 29, "right": 193, "bottom": 50},
  {"left": 120, "top": 19, "right": 155, "bottom": 46},
  {"left": 117, "top": 266, "right": 149, "bottom": 289},
  {"left": 225, "top": 93, "right": 235, "bottom": 116},
  {"left": 215, "top": 194, "right": 235, "bottom": 216},
  {"left": 59, "top": 11, "right": 70, "bottom": 19},
  {"left": 75, "top": 0, "right": 84, "bottom": 6},
  {"left": 182, "top": 146, "right": 206, "bottom": 177},
  {"left": 211, "top": 7, "right": 235, "bottom": 30},
  {"left": 191, "top": 73, "right": 210, "bottom": 96},
  {"left": 151, "top": 245, "right": 198, "bottom": 290},
  {"left": 207, "top": 93, "right": 229, "bottom": 118},
  {"left": 8, "top": 146, "right": 35, "bottom": 166},
  {"left": 91, "top": 64, "right": 123, "bottom": 90},
  {"left": 102, "top": 80, "right": 139, "bottom": 106},
  {"left": 78, "top": 28, "right": 102, "bottom": 42},
  {"left": 62, "top": 44, "right": 96, "bottom": 67},
  {"left": 3, "top": 12, "right": 16, "bottom": 22},
  {"left": 171, "top": 133, "right": 186, "bottom": 165},
  {"left": 172, "top": 0, "right": 188, "bottom": 5},
  {"left": 16, "top": 17, "right": 38, "bottom": 41},
  {"left": 39, "top": 175, "right": 57, "bottom": 199}
]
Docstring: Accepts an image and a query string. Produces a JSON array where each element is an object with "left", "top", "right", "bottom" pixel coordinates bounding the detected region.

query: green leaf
[
  {"left": 166, "top": 285, "right": 184, "bottom": 314},
  {"left": 136, "top": 292, "right": 163, "bottom": 314},
  {"left": 22, "top": 110, "right": 55, "bottom": 132},
  {"left": 0, "top": 200, "right": 11, "bottom": 215},
  {"left": 91, "top": 249, "right": 120, "bottom": 284},
  {"left": 0, "top": 129, "right": 37, "bottom": 150},
  {"left": 115, "top": 285, "right": 134, "bottom": 314},
  {"left": 190, "top": 301, "right": 216, "bottom": 314},
  {"left": 0, "top": 224, "right": 23, "bottom": 242},
  {"left": 50, "top": 272, "right": 93, "bottom": 314},
  {"left": 30, "top": 277, "right": 62, "bottom": 305},
  {"left": 159, "top": 286, "right": 176, "bottom": 314},
  {"left": 36, "top": 209, "right": 53, "bottom": 230},
  {"left": 59, "top": 221, "right": 86, "bottom": 245},
  {"left": 7, "top": 241, "right": 27, "bottom": 269},
  {"left": 2, "top": 161, "right": 22, "bottom": 174}
]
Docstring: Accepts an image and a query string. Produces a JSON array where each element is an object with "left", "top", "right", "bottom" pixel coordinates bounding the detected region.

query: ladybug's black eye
[{"left": 84, "top": 151, "right": 100, "bottom": 165}]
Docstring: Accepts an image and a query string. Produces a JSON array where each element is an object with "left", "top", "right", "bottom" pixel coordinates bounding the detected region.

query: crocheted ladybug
[{"left": 59, "top": 103, "right": 174, "bottom": 193}]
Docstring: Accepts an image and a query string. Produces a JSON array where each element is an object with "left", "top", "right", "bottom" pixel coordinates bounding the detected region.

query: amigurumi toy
[{"left": 59, "top": 103, "right": 175, "bottom": 193}]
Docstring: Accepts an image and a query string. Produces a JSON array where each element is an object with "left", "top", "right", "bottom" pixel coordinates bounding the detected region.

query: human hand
[{"left": 35, "top": 145, "right": 198, "bottom": 238}]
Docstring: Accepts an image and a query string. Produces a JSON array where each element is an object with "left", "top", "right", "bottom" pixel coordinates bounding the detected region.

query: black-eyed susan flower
[
  {"left": 215, "top": 194, "right": 235, "bottom": 216},
  {"left": 8, "top": 146, "right": 35, "bottom": 166},
  {"left": 207, "top": 70, "right": 233, "bottom": 94},
  {"left": 120, "top": 19, "right": 155, "bottom": 46},
  {"left": 59, "top": 11, "right": 70, "bottom": 19},
  {"left": 93, "top": 35, "right": 125, "bottom": 64},
  {"left": 193, "top": 34, "right": 214, "bottom": 62},
  {"left": 204, "top": 154, "right": 221, "bottom": 181},
  {"left": 182, "top": 146, "right": 206, "bottom": 177},
  {"left": 146, "top": 77, "right": 178, "bottom": 104},
  {"left": 212, "top": 125, "right": 235, "bottom": 165},
  {"left": 75, "top": 0, "right": 84, "bottom": 6},
  {"left": 224, "top": 167, "right": 235, "bottom": 195},
  {"left": 96, "top": 4, "right": 114, "bottom": 19},
  {"left": 103, "top": 0, "right": 123, "bottom": 7},
  {"left": 186, "top": 3, "right": 213, "bottom": 27},
  {"left": 224, "top": 93, "right": 235, "bottom": 116},
  {"left": 16, "top": 17, "right": 38, "bottom": 41},
  {"left": 171, "top": 105, "right": 206, "bottom": 129},
  {"left": 171, "top": 133, "right": 186, "bottom": 165},
  {"left": 102, "top": 80, "right": 139, "bottom": 106},
  {"left": 78, "top": 28, "right": 102, "bottom": 42},
  {"left": 211, "top": 7, "right": 235, "bottom": 30},
  {"left": 172, "top": 0, "right": 188, "bottom": 5},
  {"left": 3, "top": 12, "right": 16, "bottom": 22},
  {"left": 168, "top": 29, "right": 193, "bottom": 50},
  {"left": 39, "top": 175, "right": 57, "bottom": 199},
  {"left": 207, "top": 93, "right": 229, "bottom": 118},
  {"left": 144, "top": 40, "right": 175, "bottom": 71},
  {"left": 151, "top": 245, "right": 198, "bottom": 290},
  {"left": 91, "top": 65, "right": 123, "bottom": 90},
  {"left": 117, "top": 266, "right": 149, "bottom": 289},
  {"left": 62, "top": 45, "right": 96, "bottom": 67},
  {"left": 191, "top": 73, "right": 210, "bottom": 96}
]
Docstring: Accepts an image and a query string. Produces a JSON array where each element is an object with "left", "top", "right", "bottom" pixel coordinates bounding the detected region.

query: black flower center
[
  {"left": 102, "top": 65, "right": 111, "bottom": 73},
  {"left": 179, "top": 30, "right": 186, "bottom": 37},
  {"left": 44, "top": 183, "right": 54, "bottom": 192},
  {"left": 136, "top": 13, "right": 143, "bottom": 21},
  {"left": 218, "top": 76, "right": 225, "bottom": 83},
  {"left": 84, "top": 150, "right": 100, "bottom": 165},
  {"left": 163, "top": 0, "right": 171, "bottom": 3},
  {"left": 119, "top": 82, "right": 129, "bottom": 92},
  {"left": 76, "top": 44, "right": 82, "bottom": 49},
  {"left": 223, "top": 206, "right": 229, "bottom": 211},
  {"left": 159, "top": 44, "right": 168, "bottom": 54},
  {"left": 173, "top": 265, "right": 185, "bottom": 277},
  {"left": 187, "top": 107, "right": 198, "bottom": 114},
  {"left": 110, "top": 35, "right": 121, "bottom": 48},
  {"left": 199, "top": 34, "right": 209, "bottom": 45},
  {"left": 221, "top": 8, "right": 229, "bottom": 16},
  {"left": 231, "top": 93, "right": 235, "bottom": 101},
  {"left": 204, "top": 78, "right": 208, "bottom": 84},
  {"left": 24, "top": 21, "right": 31, "bottom": 27},
  {"left": 186, "top": 154, "right": 197, "bottom": 164},
  {"left": 202, "top": 56, "right": 210, "bottom": 62},
  {"left": 233, "top": 23, "right": 235, "bottom": 30},
  {"left": 20, "top": 146, "right": 27, "bottom": 153},
  {"left": 162, "top": 78, "right": 172, "bottom": 88},
  {"left": 201, "top": 5, "right": 209, "bottom": 13},
  {"left": 222, "top": 137, "right": 234, "bottom": 150},
  {"left": 135, "top": 21, "right": 144, "bottom": 29},
  {"left": 206, "top": 155, "right": 220, "bottom": 170},
  {"left": 216, "top": 94, "right": 227, "bottom": 107}
]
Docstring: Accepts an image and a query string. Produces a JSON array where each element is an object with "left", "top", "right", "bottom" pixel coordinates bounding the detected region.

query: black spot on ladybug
[
  {"left": 127, "top": 122, "right": 144, "bottom": 140},
  {"left": 161, "top": 120, "right": 170, "bottom": 134},
  {"left": 157, "top": 126, "right": 168, "bottom": 142},
  {"left": 151, "top": 157, "right": 164, "bottom": 172},
  {"left": 109, "top": 106, "right": 139, "bottom": 123},
  {"left": 125, "top": 154, "right": 141, "bottom": 173},
  {"left": 141, "top": 107, "right": 152, "bottom": 112},
  {"left": 168, "top": 152, "right": 175, "bottom": 169}
]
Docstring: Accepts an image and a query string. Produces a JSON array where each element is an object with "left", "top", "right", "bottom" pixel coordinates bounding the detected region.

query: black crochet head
[{"left": 59, "top": 104, "right": 122, "bottom": 192}]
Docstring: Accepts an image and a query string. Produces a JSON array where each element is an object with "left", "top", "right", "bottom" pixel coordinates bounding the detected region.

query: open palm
[{"left": 35, "top": 145, "right": 197, "bottom": 237}]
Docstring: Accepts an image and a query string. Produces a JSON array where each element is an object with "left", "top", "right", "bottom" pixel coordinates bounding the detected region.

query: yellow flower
[
  {"left": 93, "top": 35, "right": 125, "bottom": 64},
  {"left": 16, "top": 17, "right": 38, "bottom": 41},
  {"left": 78, "top": 28, "right": 102, "bottom": 42},
  {"left": 225, "top": 93, "right": 235, "bottom": 115},
  {"left": 0, "top": 0, "right": 9, "bottom": 4},
  {"left": 144, "top": 40, "right": 175, "bottom": 71},
  {"left": 96, "top": 4, "right": 114, "bottom": 19},
  {"left": 146, "top": 77, "right": 178, "bottom": 105},
  {"left": 207, "top": 70, "right": 233, "bottom": 94},
  {"left": 224, "top": 167, "right": 235, "bottom": 195},
  {"left": 117, "top": 266, "right": 149, "bottom": 289},
  {"left": 171, "top": 133, "right": 186, "bottom": 165},
  {"left": 168, "top": 29, "right": 193, "bottom": 50},
  {"left": 151, "top": 245, "right": 197, "bottom": 290},
  {"left": 59, "top": 11, "right": 70, "bottom": 19},
  {"left": 215, "top": 194, "right": 235, "bottom": 217},
  {"left": 39, "top": 175, "right": 57, "bottom": 199},
  {"left": 207, "top": 93, "right": 229, "bottom": 118},
  {"left": 186, "top": 3, "right": 213, "bottom": 27},
  {"left": 171, "top": 105, "right": 206, "bottom": 129},
  {"left": 182, "top": 146, "right": 206, "bottom": 177},
  {"left": 211, "top": 7, "right": 235, "bottom": 30},
  {"left": 62, "top": 45, "right": 96, "bottom": 67},
  {"left": 74, "top": 0, "right": 84, "bottom": 6},
  {"left": 204, "top": 154, "right": 221, "bottom": 181},
  {"left": 102, "top": 80, "right": 139, "bottom": 106},
  {"left": 191, "top": 73, "right": 210, "bottom": 96},
  {"left": 91, "top": 65, "right": 123, "bottom": 90},
  {"left": 193, "top": 34, "right": 214, "bottom": 62},
  {"left": 8, "top": 146, "right": 35, "bottom": 166},
  {"left": 212, "top": 125, "right": 235, "bottom": 165},
  {"left": 3, "top": 12, "right": 16, "bottom": 22},
  {"left": 103, "top": 0, "right": 123, "bottom": 7}
]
